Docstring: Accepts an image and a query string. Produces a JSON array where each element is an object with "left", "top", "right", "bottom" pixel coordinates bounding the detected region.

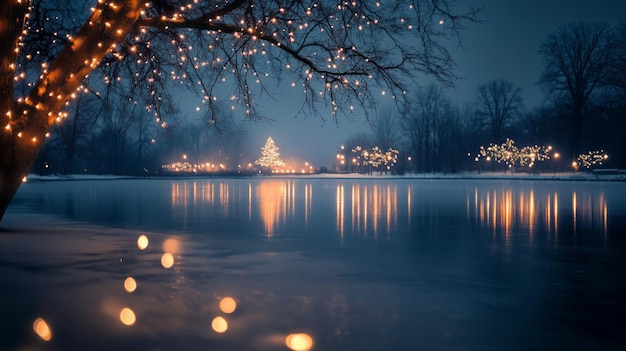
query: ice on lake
[{"left": 1, "top": 178, "right": 626, "bottom": 350}]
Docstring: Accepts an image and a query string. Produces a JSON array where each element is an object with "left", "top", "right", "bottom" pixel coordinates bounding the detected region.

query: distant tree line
[
  {"left": 345, "top": 20, "right": 626, "bottom": 173},
  {"left": 32, "top": 97, "right": 249, "bottom": 176}
]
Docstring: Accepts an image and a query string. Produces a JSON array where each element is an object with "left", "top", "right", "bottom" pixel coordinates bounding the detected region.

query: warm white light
[
  {"left": 285, "top": 333, "right": 313, "bottom": 351},
  {"left": 124, "top": 277, "right": 137, "bottom": 293},
  {"left": 120, "top": 307, "right": 136, "bottom": 326},
  {"left": 211, "top": 316, "right": 228, "bottom": 333},
  {"left": 161, "top": 253, "right": 174, "bottom": 268},
  {"left": 137, "top": 234, "right": 149, "bottom": 250},
  {"left": 219, "top": 297, "right": 237, "bottom": 314}
]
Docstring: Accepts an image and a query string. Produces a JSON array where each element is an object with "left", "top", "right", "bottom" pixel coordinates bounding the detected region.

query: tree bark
[{"left": 0, "top": 1, "right": 29, "bottom": 222}]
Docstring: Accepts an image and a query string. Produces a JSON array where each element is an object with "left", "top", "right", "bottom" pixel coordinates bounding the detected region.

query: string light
[
  {"left": 477, "top": 139, "right": 553, "bottom": 169},
  {"left": 575, "top": 150, "right": 609, "bottom": 169}
]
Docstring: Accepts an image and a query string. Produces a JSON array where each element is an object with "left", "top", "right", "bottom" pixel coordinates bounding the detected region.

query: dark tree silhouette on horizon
[
  {"left": 475, "top": 79, "right": 522, "bottom": 143},
  {"left": 538, "top": 22, "right": 617, "bottom": 159},
  {"left": 402, "top": 84, "right": 457, "bottom": 173}
]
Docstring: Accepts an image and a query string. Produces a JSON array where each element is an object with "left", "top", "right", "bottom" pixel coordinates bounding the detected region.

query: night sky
[{"left": 189, "top": 0, "right": 626, "bottom": 168}]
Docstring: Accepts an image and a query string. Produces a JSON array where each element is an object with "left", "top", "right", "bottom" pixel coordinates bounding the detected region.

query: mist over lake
[{"left": 2, "top": 178, "right": 626, "bottom": 350}]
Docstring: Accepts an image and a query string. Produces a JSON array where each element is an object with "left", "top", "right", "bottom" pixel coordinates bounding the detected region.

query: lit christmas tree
[{"left": 255, "top": 137, "right": 285, "bottom": 171}]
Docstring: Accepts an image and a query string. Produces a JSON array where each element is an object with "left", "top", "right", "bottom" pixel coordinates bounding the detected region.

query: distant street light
[
  {"left": 337, "top": 145, "right": 347, "bottom": 173},
  {"left": 553, "top": 152, "right": 560, "bottom": 174},
  {"left": 407, "top": 156, "right": 412, "bottom": 175}
]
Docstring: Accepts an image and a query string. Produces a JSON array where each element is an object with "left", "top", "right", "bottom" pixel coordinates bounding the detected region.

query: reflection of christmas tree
[{"left": 255, "top": 137, "right": 285, "bottom": 170}]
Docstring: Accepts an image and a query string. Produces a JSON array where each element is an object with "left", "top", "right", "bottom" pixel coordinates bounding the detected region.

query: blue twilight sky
[{"left": 189, "top": 0, "right": 626, "bottom": 168}]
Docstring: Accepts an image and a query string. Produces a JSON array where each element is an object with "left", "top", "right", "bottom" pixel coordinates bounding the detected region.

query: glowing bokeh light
[
  {"left": 137, "top": 234, "right": 149, "bottom": 250},
  {"left": 161, "top": 252, "right": 174, "bottom": 269},
  {"left": 219, "top": 297, "right": 237, "bottom": 314},
  {"left": 33, "top": 317, "right": 52, "bottom": 341},
  {"left": 119, "top": 307, "right": 136, "bottom": 326},
  {"left": 163, "top": 238, "right": 180, "bottom": 254},
  {"left": 211, "top": 316, "right": 228, "bottom": 333},
  {"left": 285, "top": 333, "right": 314, "bottom": 351},
  {"left": 123, "top": 276, "right": 137, "bottom": 293}
]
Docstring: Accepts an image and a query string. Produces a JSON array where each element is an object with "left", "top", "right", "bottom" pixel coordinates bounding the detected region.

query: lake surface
[{"left": 2, "top": 177, "right": 626, "bottom": 350}]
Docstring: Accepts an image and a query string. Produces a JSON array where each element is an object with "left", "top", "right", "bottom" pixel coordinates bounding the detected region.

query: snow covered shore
[
  {"left": 24, "top": 171, "right": 626, "bottom": 182},
  {"left": 24, "top": 174, "right": 133, "bottom": 182},
  {"left": 308, "top": 171, "right": 626, "bottom": 181}
]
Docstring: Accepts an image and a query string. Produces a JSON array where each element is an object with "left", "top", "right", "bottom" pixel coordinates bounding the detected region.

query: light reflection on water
[
  {"left": 337, "top": 183, "right": 399, "bottom": 238},
  {"left": 256, "top": 180, "right": 290, "bottom": 236},
  {"left": 3, "top": 178, "right": 626, "bottom": 350},
  {"left": 171, "top": 179, "right": 307, "bottom": 236},
  {"left": 166, "top": 179, "right": 613, "bottom": 244},
  {"left": 467, "top": 185, "right": 610, "bottom": 251}
]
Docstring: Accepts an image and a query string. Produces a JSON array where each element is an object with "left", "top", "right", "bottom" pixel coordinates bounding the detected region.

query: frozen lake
[{"left": 2, "top": 177, "right": 626, "bottom": 350}]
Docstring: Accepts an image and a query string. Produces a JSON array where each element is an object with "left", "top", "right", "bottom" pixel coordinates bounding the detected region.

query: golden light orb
[
  {"left": 161, "top": 253, "right": 175, "bottom": 269},
  {"left": 211, "top": 316, "right": 228, "bottom": 333},
  {"left": 285, "top": 333, "right": 314, "bottom": 351},
  {"left": 123, "top": 277, "right": 137, "bottom": 293},
  {"left": 119, "top": 307, "right": 136, "bottom": 326},
  {"left": 219, "top": 297, "right": 237, "bottom": 314},
  {"left": 33, "top": 317, "right": 52, "bottom": 341},
  {"left": 136, "top": 234, "right": 149, "bottom": 250}
]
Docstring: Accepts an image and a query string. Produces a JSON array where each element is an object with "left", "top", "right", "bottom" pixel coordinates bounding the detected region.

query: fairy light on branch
[
  {"left": 478, "top": 139, "right": 554, "bottom": 169},
  {"left": 575, "top": 150, "right": 609, "bottom": 169}
]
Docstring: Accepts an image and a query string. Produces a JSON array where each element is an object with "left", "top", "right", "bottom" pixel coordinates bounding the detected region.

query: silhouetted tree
[
  {"left": 519, "top": 105, "right": 564, "bottom": 146},
  {"left": 606, "top": 20, "right": 626, "bottom": 167},
  {"left": 475, "top": 79, "right": 522, "bottom": 143},
  {"left": 31, "top": 95, "right": 101, "bottom": 174},
  {"left": 131, "top": 109, "right": 159, "bottom": 175},
  {"left": 0, "top": 0, "right": 480, "bottom": 221},
  {"left": 538, "top": 22, "right": 617, "bottom": 157},
  {"left": 403, "top": 84, "right": 456, "bottom": 172},
  {"left": 370, "top": 108, "right": 401, "bottom": 151},
  {"left": 607, "top": 19, "right": 626, "bottom": 100}
]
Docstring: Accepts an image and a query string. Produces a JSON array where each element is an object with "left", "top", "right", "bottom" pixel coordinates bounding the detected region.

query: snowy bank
[
  {"left": 24, "top": 171, "right": 626, "bottom": 182},
  {"left": 267, "top": 171, "right": 626, "bottom": 182},
  {"left": 24, "top": 174, "right": 133, "bottom": 182}
]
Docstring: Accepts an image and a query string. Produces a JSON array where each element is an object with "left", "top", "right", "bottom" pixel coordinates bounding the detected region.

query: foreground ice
[{"left": 1, "top": 178, "right": 626, "bottom": 350}]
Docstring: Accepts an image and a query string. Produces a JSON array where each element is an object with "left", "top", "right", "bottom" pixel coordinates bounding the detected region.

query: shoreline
[{"left": 24, "top": 171, "right": 626, "bottom": 182}]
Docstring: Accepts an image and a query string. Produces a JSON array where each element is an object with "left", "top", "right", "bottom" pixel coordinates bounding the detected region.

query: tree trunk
[
  {"left": 0, "top": 1, "right": 29, "bottom": 222},
  {"left": 0, "top": 125, "right": 46, "bottom": 221},
  {"left": 0, "top": 169, "right": 27, "bottom": 222}
]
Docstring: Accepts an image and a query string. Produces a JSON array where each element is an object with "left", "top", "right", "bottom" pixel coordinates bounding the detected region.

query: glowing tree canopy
[
  {"left": 351, "top": 145, "right": 398, "bottom": 174},
  {"left": 255, "top": 137, "right": 284, "bottom": 170},
  {"left": 478, "top": 138, "right": 553, "bottom": 170},
  {"left": 0, "top": 0, "right": 480, "bottom": 221},
  {"left": 575, "top": 150, "right": 609, "bottom": 169}
]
